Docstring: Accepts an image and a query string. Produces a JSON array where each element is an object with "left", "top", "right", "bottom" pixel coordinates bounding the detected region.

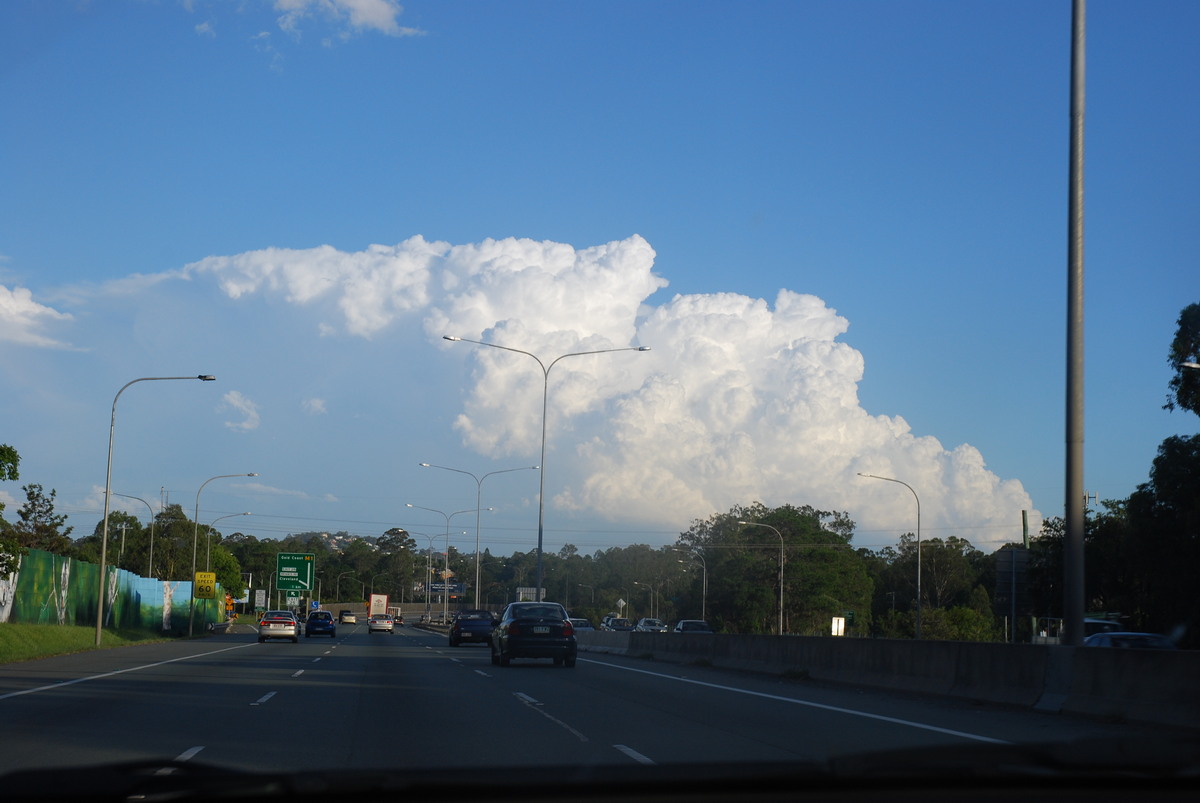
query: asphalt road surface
[{"left": 0, "top": 624, "right": 1173, "bottom": 776}]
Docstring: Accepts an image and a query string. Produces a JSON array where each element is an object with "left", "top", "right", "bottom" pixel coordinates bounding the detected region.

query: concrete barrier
[{"left": 574, "top": 631, "right": 1199, "bottom": 730}]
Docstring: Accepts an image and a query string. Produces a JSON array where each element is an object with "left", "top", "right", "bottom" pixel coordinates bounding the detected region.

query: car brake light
[{"left": 562, "top": 620, "right": 574, "bottom": 636}]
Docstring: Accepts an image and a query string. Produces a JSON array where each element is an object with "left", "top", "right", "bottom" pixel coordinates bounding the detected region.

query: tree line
[{"left": 2, "top": 303, "right": 1197, "bottom": 644}]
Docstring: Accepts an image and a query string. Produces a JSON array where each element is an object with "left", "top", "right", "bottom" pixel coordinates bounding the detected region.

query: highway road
[{"left": 0, "top": 624, "right": 1172, "bottom": 778}]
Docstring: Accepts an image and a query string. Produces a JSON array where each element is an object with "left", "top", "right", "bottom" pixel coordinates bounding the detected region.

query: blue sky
[{"left": 1, "top": 1, "right": 1196, "bottom": 560}]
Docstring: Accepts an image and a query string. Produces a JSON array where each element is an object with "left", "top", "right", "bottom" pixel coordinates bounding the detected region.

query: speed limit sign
[{"left": 194, "top": 571, "right": 217, "bottom": 599}]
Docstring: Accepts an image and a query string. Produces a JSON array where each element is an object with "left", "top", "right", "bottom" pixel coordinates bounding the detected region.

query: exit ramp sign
[{"left": 277, "top": 553, "right": 315, "bottom": 591}]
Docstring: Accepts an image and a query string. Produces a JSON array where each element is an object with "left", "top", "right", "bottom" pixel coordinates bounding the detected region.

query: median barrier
[{"left": 573, "top": 631, "right": 1198, "bottom": 730}]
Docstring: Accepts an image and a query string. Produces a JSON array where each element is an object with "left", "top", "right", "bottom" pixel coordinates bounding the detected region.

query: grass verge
[{"left": 0, "top": 624, "right": 173, "bottom": 665}]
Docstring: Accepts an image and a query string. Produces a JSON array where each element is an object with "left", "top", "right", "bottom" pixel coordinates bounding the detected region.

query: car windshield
[{"left": 1, "top": 1, "right": 1196, "bottom": 796}]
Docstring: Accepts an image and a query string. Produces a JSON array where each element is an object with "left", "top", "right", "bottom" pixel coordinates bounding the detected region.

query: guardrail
[{"left": 575, "top": 631, "right": 1199, "bottom": 731}]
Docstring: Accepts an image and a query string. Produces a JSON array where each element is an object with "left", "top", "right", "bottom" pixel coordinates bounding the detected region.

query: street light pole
[
  {"left": 419, "top": 462, "right": 537, "bottom": 607},
  {"left": 207, "top": 512, "right": 251, "bottom": 571},
  {"left": 858, "top": 472, "right": 922, "bottom": 639},
  {"left": 737, "top": 521, "right": 784, "bottom": 636},
  {"left": 443, "top": 335, "right": 651, "bottom": 597},
  {"left": 336, "top": 571, "right": 355, "bottom": 601},
  {"left": 407, "top": 503, "right": 481, "bottom": 619},
  {"left": 97, "top": 374, "right": 215, "bottom": 647},
  {"left": 113, "top": 492, "right": 156, "bottom": 578},
  {"left": 675, "top": 547, "right": 708, "bottom": 622},
  {"left": 190, "top": 472, "right": 257, "bottom": 636}
]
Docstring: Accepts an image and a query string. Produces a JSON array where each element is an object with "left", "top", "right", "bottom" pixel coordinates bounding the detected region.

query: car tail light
[
  {"left": 562, "top": 620, "right": 574, "bottom": 636},
  {"left": 508, "top": 622, "right": 520, "bottom": 636}
]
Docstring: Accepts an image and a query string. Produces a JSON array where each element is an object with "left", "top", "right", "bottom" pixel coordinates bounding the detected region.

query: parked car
[
  {"left": 1083, "top": 631, "right": 1176, "bottom": 649},
  {"left": 449, "top": 609, "right": 495, "bottom": 646},
  {"left": 635, "top": 617, "right": 668, "bottom": 633},
  {"left": 305, "top": 610, "right": 336, "bottom": 638},
  {"left": 367, "top": 613, "right": 394, "bottom": 634},
  {"left": 673, "top": 620, "right": 715, "bottom": 634},
  {"left": 338, "top": 610, "right": 357, "bottom": 624},
  {"left": 258, "top": 610, "right": 300, "bottom": 643},
  {"left": 568, "top": 617, "right": 595, "bottom": 632},
  {"left": 604, "top": 617, "right": 634, "bottom": 631},
  {"left": 490, "top": 602, "right": 577, "bottom": 667}
]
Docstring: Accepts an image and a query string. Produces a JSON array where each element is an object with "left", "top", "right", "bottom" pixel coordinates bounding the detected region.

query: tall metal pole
[
  {"left": 96, "top": 375, "right": 215, "bottom": 647},
  {"left": 443, "top": 336, "right": 651, "bottom": 598},
  {"left": 1064, "top": 0, "right": 1087, "bottom": 647},
  {"left": 420, "top": 463, "right": 537, "bottom": 607},
  {"left": 189, "top": 472, "right": 257, "bottom": 636},
  {"left": 737, "top": 521, "right": 784, "bottom": 636},
  {"left": 113, "top": 493, "right": 155, "bottom": 578},
  {"left": 858, "top": 473, "right": 921, "bottom": 639}
]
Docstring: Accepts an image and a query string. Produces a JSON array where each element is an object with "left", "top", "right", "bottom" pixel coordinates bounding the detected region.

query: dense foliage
[{"left": 2, "top": 303, "right": 1197, "bottom": 644}]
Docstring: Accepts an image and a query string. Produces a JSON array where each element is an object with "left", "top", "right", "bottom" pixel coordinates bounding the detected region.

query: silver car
[{"left": 258, "top": 610, "right": 300, "bottom": 643}]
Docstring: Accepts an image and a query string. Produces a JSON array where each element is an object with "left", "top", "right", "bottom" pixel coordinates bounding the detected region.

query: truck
[{"left": 368, "top": 594, "right": 388, "bottom": 617}]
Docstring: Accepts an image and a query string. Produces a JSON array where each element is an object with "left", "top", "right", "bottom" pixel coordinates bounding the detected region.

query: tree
[
  {"left": 0, "top": 444, "right": 23, "bottom": 576},
  {"left": 14, "top": 483, "right": 73, "bottom": 554},
  {"left": 1126, "top": 434, "right": 1200, "bottom": 646},
  {"left": 1164, "top": 302, "right": 1200, "bottom": 415}
]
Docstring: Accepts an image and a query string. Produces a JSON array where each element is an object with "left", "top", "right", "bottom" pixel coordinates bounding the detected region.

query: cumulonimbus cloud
[
  {"left": 189, "top": 234, "right": 1038, "bottom": 549},
  {"left": 0, "top": 284, "right": 75, "bottom": 349}
]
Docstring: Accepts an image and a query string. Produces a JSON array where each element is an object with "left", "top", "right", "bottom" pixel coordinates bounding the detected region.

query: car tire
[
  {"left": 490, "top": 649, "right": 499, "bottom": 665},
  {"left": 499, "top": 652, "right": 511, "bottom": 667},
  {"left": 257, "top": 637, "right": 265, "bottom": 643}
]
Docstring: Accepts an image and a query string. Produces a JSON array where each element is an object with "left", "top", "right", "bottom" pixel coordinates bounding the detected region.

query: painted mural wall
[{"left": 0, "top": 548, "right": 223, "bottom": 634}]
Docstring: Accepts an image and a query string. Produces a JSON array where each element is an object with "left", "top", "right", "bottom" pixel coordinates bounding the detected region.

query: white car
[
  {"left": 258, "top": 610, "right": 300, "bottom": 643},
  {"left": 367, "top": 614, "right": 394, "bottom": 634}
]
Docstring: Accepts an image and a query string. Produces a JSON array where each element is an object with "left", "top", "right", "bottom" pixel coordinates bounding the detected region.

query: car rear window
[{"left": 514, "top": 605, "right": 566, "bottom": 619}]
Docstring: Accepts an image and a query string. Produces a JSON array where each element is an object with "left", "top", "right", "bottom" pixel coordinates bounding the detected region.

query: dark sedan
[
  {"left": 305, "top": 610, "right": 336, "bottom": 638},
  {"left": 490, "top": 602, "right": 577, "bottom": 668},
  {"left": 449, "top": 609, "right": 495, "bottom": 647}
]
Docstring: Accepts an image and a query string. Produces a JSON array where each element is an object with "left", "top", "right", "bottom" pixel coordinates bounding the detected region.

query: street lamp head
[
  {"left": 419, "top": 462, "right": 431, "bottom": 467},
  {"left": 443, "top": 335, "right": 462, "bottom": 342},
  {"left": 637, "top": 346, "right": 652, "bottom": 352},
  {"left": 197, "top": 375, "right": 216, "bottom": 381},
  {"left": 1183, "top": 362, "right": 1200, "bottom": 369},
  {"left": 247, "top": 473, "right": 258, "bottom": 477}
]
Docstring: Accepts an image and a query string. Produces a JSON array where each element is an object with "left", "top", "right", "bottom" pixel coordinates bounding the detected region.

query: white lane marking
[
  {"left": 291, "top": 669, "right": 304, "bottom": 678},
  {"left": 474, "top": 670, "right": 492, "bottom": 678},
  {"left": 513, "top": 692, "right": 588, "bottom": 742},
  {"left": 312, "top": 657, "right": 322, "bottom": 663},
  {"left": 252, "top": 692, "right": 276, "bottom": 706},
  {"left": 175, "top": 746, "right": 205, "bottom": 762},
  {"left": 0, "top": 643, "right": 258, "bottom": 702},
  {"left": 614, "top": 744, "right": 656, "bottom": 765},
  {"left": 579, "top": 659, "right": 1009, "bottom": 745}
]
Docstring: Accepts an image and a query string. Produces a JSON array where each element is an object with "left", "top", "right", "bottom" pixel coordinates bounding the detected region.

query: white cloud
[
  {"left": 303, "top": 398, "right": 327, "bottom": 415},
  {"left": 186, "top": 237, "right": 437, "bottom": 338},
  {"left": 0, "top": 284, "right": 75, "bottom": 349},
  {"left": 220, "top": 391, "right": 262, "bottom": 431},
  {"left": 190, "top": 234, "right": 1038, "bottom": 550},
  {"left": 274, "top": 0, "right": 423, "bottom": 38},
  {"left": 243, "top": 482, "right": 314, "bottom": 499}
]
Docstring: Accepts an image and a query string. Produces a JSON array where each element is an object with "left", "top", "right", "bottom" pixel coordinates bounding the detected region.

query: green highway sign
[{"left": 277, "top": 552, "right": 315, "bottom": 591}]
